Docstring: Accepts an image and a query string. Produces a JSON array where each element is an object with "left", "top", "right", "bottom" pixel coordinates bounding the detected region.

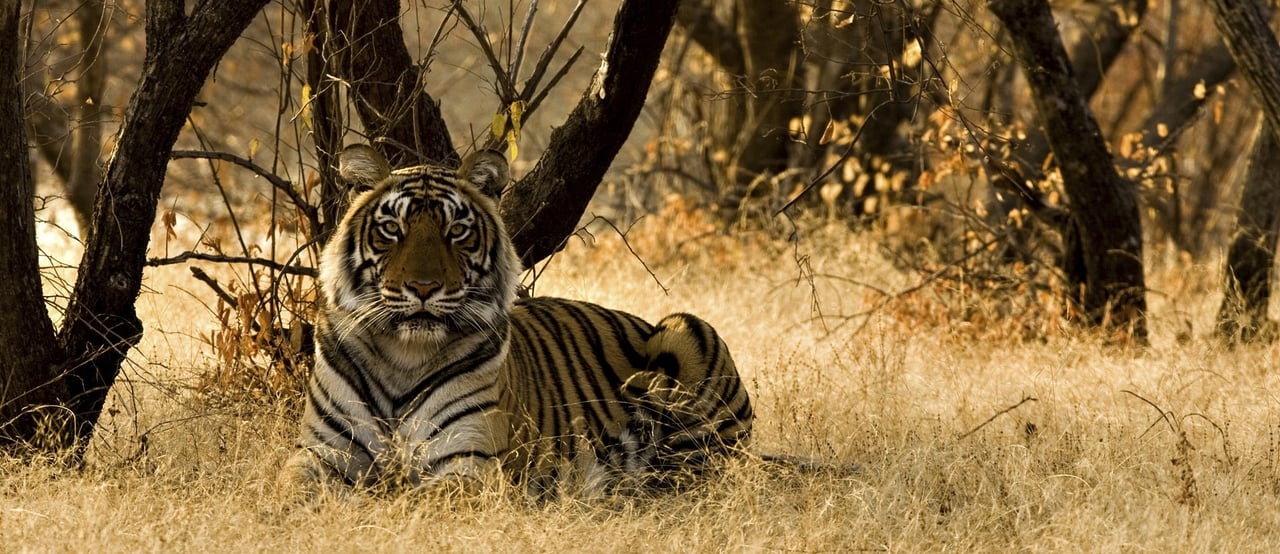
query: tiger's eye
[
  {"left": 378, "top": 220, "right": 401, "bottom": 239},
  {"left": 446, "top": 222, "right": 469, "bottom": 241}
]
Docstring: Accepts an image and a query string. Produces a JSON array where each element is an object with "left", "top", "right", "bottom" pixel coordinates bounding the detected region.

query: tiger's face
[{"left": 321, "top": 145, "right": 519, "bottom": 343}]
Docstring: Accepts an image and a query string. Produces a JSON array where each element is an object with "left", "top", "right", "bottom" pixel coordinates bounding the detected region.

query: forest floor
[{"left": 5, "top": 206, "right": 1280, "bottom": 553}]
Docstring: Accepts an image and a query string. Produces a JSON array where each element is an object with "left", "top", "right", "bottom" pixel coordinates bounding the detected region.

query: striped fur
[{"left": 284, "top": 146, "right": 752, "bottom": 495}]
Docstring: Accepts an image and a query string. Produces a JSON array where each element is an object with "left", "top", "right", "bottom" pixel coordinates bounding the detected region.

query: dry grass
[{"left": 7, "top": 211, "right": 1280, "bottom": 553}]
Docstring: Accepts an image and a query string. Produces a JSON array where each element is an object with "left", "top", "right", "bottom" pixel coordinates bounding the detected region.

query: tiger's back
[{"left": 501, "top": 297, "right": 752, "bottom": 491}]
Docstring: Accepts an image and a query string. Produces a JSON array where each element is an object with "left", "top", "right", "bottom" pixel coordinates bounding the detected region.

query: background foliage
[{"left": 7, "top": 0, "right": 1280, "bottom": 549}]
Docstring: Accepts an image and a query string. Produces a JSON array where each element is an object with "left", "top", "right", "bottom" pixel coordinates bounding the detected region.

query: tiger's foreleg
[{"left": 278, "top": 447, "right": 354, "bottom": 503}]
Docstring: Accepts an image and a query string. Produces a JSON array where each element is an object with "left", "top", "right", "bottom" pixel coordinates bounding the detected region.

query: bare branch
[
  {"left": 510, "top": 0, "right": 539, "bottom": 84},
  {"left": 146, "top": 251, "right": 318, "bottom": 278},
  {"left": 524, "top": 46, "right": 583, "bottom": 118},
  {"left": 453, "top": 0, "right": 516, "bottom": 102},
  {"left": 957, "top": 396, "right": 1039, "bottom": 442},
  {"left": 188, "top": 266, "right": 238, "bottom": 308},
  {"left": 522, "top": 0, "right": 587, "bottom": 99},
  {"left": 169, "top": 150, "right": 315, "bottom": 223},
  {"left": 501, "top": 0, "right": 682, "bottom": 267}
]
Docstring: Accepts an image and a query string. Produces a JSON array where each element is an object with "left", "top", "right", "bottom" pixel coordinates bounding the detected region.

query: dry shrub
[{"left": 200, "top": 273, "right": 314, "bottom": 406}]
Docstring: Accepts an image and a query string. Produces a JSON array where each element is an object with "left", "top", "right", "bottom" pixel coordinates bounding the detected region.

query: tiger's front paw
[{"left": 278, "top": 449, "right": 347, "bottom": 504}]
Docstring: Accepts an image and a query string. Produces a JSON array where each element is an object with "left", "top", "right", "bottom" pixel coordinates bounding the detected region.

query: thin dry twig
[
  {"left": 523, "top": 215, "right": 668, "bottom": 296},
  {"left": 1122, "top": 390, "right": 1199, "bottom": 506},
  {"left": 509, "top": 0, "right": 538, "bottom": 82},
  {"left": 957, "top": 395, "right": 1038, "bottom": 442},
  {"left": 454, "top": 0, "right": 586, "bottom": 123},
  {"left": 454, "top": 1, "right": 517, "bottom": 101},
  {"left": 573, "top": 215, "right": 669, "bottom": 295},
  {"left": 189, "top": 266, "right": 238, "bottom": 308},
  {"left": 525, "top": 46, "right": 583, "bottom": 116},
  {"left": 806, "top": 230, "right": 1012, "bottom": 337},
  {"left": 146, "top": 251, "right": 318, "bottom": 277},
  {"left": 522, "top": 0, "right": 587, "bottom": 97},
  {"left": 170, "top": 150, "right": 316, "bottom": 225}
]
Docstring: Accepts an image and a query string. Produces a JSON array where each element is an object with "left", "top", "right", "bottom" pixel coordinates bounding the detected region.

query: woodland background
[{"left": 3, "top": 1, "right": 1280, "bottom": 551}]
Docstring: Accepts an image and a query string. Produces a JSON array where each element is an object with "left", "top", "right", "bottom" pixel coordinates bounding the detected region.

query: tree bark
[
  {"left": 991, "top": 11, "right": 1234, "bottom": 219},
  {"left": 1206, "top": 0, "right": 1280, "bottom": 133},
  {"left": 327, "top": 0, "right": 457, "bottom": 168},
  {"left": 673, "top": 0, "right": 802, "bottom": 200},
  {"left": 51, "top": 0, "right": 269, "bottom": 452},
  {"left": 989, "top": 0, "right": 1148, "bottom": 341},
  {"left": 1006, "top": 0, "right": 1148, "bottom": 171},
  {"left": 1204, "top": 0, "right": 1280, "bottom": 343},
  {"left": 1217, "top": 120, "right": 1280, "bottom": 343},
  {"left": 725, "top": 0, "right": 802, "bottom": 187},
  {"left": 0, "top": 0, "right": 68, "bottom": 451},
  {"left": 65, "top": 1, "right": 108, "bottom": 234},
  {"left": 303, "top": 0, "right": 347, "bottom": 234},
  {"left": 675, "top": 1, "right": 744, "bottom": 76},
  {"left": 501, "top": 0, "right": 681, "bottom": 267}
]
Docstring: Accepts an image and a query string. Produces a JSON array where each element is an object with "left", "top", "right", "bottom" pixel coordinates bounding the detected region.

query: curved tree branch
[
  {"left": 327, "top": 0, "right": 457, "bottom": 167},
  {"left": 54, "top": 0, "right": 270, "bottom": 452},
  {"left": 500, "top": 0, "right": 681, "bottom": 267},
  {"left": 170, "top": 149, "right": 317, "bottom": 228}
]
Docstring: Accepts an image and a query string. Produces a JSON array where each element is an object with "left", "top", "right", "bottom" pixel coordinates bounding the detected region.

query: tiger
[{"left": 282, "top": 144, "right": 753, "bottom": 497}]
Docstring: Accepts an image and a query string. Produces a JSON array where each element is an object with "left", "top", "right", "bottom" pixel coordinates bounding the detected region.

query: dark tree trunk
[
  {"left": 0, "top": 1, "right": 68, "bottom": 451},
  {"left": 1217, "top": 121, "right": 1280, "bottom": 343},
  {"left": 1206, "top": 0, "right": 1280, "bottom": 132},
  {"left": 303, "top": 0, "right": 347, "bottom": 234},
  {"left": 1127, "top": 43, "right": 1236, "bottom": 161},
  {"left": 674, "top": 0, "right": 802, "bottom": 199},
  {"left": 988, "top": 4, "right": 1233, "bottom": 245},
  {"left": 726, "top": 0, "right": 802, "bottom": 187},
  {"left": 47, "top": 0, "right": 270, "bottom": 452},
  {"left": 1204, "top": 0, "right": 1280, "bottom": 343},
  {"left": 1005, "top": 0, "right": 1148, "bottom": 171},
  {"left": 21, "top": 1, "right": 109, "bottom": 235},
  {"left": 65, "top": 1, "right": 108, "bottom": 234},
  {"left": 989, "top": 0, "right": 1148, "bottom": 341},
  {"left": 500, "top": 0, "right": 682, "bottom": 267},
  {"left": 327, "top": 0, "right": 457, "bottom": 168}
]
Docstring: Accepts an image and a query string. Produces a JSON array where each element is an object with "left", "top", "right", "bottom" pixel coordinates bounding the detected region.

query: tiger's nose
[{"left": 404, "top": 280, "right": 442, "bottom": 299}]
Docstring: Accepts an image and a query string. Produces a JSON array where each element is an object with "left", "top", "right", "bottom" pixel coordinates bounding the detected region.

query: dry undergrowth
[{"left": 5, "top": 209, "right": 1280, "bottom": 553}]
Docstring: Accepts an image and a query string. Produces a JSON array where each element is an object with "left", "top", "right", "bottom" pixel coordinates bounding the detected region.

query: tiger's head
[{"left": 320, "top": 144, "right": 520, "bottom": 343}]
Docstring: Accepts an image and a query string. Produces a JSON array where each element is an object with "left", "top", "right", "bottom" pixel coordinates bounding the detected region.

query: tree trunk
[
  {"left": 1217, "top": 120, "right": 1280, "bottom": 343},
  {"left": 0, "top": 0, "right": 68, "bottom": 452},
  {"left": 675, "top": 1, "right": 801, "bottom": 200},
  {"left": 21, "top": 1, "right": 110, "bottom": 235},
  {"left": 303, "top": 0, "right": 347, "bottom": 235},
  {"left": 1204, "top": 0, "right": 1280, "bottom": 343},
  {"left": 501, "top": 0, "right": 682, "bottom": 267},
  {"left": 989, "top": 0, "right": 1148, "bottom": 341},
  {"left": 49, "top": 0, "right": 270, "bottom": 452},
  {"left": 988, "top": 8, "right": 1234, "bottom": 251},
  {"left": 1004, "top": 0, "right": 1148, "bottom": 171},
  {"left": 64, "top": 1, "right": 108, "bottom": 234},
  {"left": 1206, "top": 0, "right": 1280, "bottom": 132},
  {"left": 726, "top": 0, "right": 801, "bottom": 187},
  {"left": 327, "top": 0, "right": 457, "bottom": 168}
]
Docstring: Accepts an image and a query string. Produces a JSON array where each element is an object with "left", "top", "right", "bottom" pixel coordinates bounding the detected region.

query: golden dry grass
[{"left": 6, "top": 210, "right": 1280, "bottom": 553}]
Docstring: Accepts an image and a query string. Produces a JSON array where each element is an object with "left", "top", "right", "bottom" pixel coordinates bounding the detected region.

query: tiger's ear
[
  {"left": 338, "top": 144, "right": 391, "bottom": 193},
  {"left": 458, "top": 149, "right": 509, "bottom": 199}
]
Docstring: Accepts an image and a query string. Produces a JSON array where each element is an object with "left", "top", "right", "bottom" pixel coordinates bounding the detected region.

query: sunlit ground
[{"left": 7, "top": 199, "right": 1280, "bottom": 553}]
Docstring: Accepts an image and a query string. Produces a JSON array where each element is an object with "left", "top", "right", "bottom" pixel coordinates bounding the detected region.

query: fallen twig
[{"left": 957, "top": 395, "right": 1038, "bottom": 442}]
